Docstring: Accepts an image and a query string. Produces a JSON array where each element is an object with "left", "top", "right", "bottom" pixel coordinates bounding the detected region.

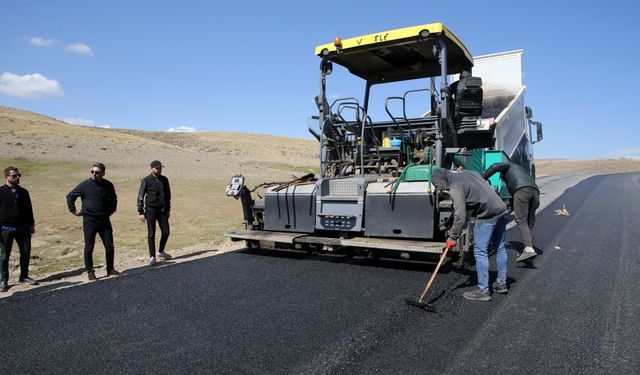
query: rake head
[{"left": 404, "top": 297, "right": 437, "bottom": 313}]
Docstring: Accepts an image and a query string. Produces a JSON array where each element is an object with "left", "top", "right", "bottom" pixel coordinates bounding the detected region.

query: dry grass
[
  {"left": 0, "top": 105, "right": 317, "bottom": 281},
  {"left": 535, "top": 158, "right": 640, "bottom": 177},
  {"left": 1, "top": 104, "right": 638, "bottom": 281}
]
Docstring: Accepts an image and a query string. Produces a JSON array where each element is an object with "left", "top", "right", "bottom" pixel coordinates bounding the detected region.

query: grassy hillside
[
  {"left": 535, "top": 158, "right": 640, "bottom": 177},
  {"left": 0, "top": 105, "right": 317, "bottom": 278}
]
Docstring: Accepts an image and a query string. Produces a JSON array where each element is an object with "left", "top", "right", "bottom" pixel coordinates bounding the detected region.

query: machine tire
[{"left": 246, "top": 240, "right": 260, "bottom": 249}]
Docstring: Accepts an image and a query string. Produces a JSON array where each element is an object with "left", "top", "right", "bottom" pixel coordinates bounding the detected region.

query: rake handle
[{"left": 418, "top": 246, "right": 450, "bottom": 303}]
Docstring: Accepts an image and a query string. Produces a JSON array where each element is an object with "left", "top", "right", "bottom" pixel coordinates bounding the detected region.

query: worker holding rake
[{"left": 431, "top": 167, "right": 509, "bottom": 301}]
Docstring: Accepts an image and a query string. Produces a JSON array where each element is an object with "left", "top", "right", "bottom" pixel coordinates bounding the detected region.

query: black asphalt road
[{"left": 1, "top": 173, "right": 639, "bottom": 374}]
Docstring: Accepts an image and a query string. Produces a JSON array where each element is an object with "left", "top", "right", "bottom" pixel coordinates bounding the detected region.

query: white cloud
[
  {"left": 166, "top": 126, "right": 197, "bottom": 132},
  {"left": 61, "top": 117, "right": 111, "bottom": 128},
  {"left": 29, "top": 37, "right": 56, "bottom": 47},
  {"left": 0, "top": 72, "right": 64, "bottom": 98},
  {"left": 611, "top": 147, "right": 640, "bottom": 158},
  {"left": 62, "top": 117, "right": 95, "bottom": 126},
  {"left": 30, "top": 38, "right": 95, "bottom": 57},
  {"left": 65, "top": 42, "right": 94, "bottom": 56}
]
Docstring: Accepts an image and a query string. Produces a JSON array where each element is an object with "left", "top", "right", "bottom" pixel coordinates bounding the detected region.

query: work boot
[
  {"left": 463, "top": 289, "right": 492, "bottom": 301},
  {"left": 87, "top": 272, "right": 97, "bottom": 281},
  {"left": 19, "top": 277, "right": 39, "bottom": 285},
  {"left": 149, "top": 256, "right": 157, "bottom": 266},
  {"left": 492, "top": 281, "right": 508, "bottom": 294},
  {"left": 0, "top": 280, "right": 8, "bottom": 292},
  {"left": 106, "top": 269, "right": 120, "bottom": 277},
  {"left": 516, "top": 247, "right": 537, "bottom": 262},
  {"left": 158, "top": 251, "right": 172, "bottom": 260}
]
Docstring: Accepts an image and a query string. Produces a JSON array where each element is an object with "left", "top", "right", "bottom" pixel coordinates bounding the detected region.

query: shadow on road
[
  {"left": 37, "top": 266, "right": 96, "bottom": 283},
  {"left": 0, "top": 281, "right": 83, "bottom": 303},
  {"left": 171, "top": 249, "right": 218, "bottom": 261},
  {"left": 0, "top": 248, "right": 222, "bottom": 301},
  {"left": 238, "top": 247, "right": 456, "bottom": 273}
]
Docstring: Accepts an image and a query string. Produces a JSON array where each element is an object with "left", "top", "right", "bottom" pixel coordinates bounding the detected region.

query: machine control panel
[{"left": 226, "top": 175, "right": 245, "bottom": 198}]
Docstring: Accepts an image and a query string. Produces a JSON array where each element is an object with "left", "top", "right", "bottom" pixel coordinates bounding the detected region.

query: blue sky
[{"left": 1, "top": 0, "right": 639, "bottom": 159}]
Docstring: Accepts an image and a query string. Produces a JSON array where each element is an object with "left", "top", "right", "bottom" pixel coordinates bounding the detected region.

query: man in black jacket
[
  {"left": 66, "top": 163, "right": 119, "bottom": 280},
  {"left": 432, "top": 167, "right": 509, "bottom": 301},
  {"left": 482, "top": 161, "right": 539, "bottom": 262},
  {"left": 0, "top": 167, "right": 38, "bottom": 292},
  {"left": 137, "top": 160, "right": 172, "bottom": 265}
]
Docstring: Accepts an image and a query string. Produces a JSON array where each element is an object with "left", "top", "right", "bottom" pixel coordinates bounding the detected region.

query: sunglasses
[
  {"left": 8, "top": 174, "right": 21, "bottom": 178},
  {"left": 90, "top": 170, "right": 103, "bottom": 175}
]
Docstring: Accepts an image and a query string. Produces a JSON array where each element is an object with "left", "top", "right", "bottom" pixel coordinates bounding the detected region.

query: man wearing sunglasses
[
  {"left": 0, "top": 167, "right": 37, "bottom": 292},
  {"left": 66, "top": 163, "right": 119, "bottom": 281}
]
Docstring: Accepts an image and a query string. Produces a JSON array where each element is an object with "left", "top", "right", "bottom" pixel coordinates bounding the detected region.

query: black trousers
[
  {"left": 0, "top": 227, "right": 32, "bottom": 281},
  {"left": 83, "top": 216, "right": 115, "bottom": 273},
  {"left": 145, "top": 208, "right": 170, "bottom": 257},
  {"left": 513, "top": 187, "right": 540, "bottom": 248}
]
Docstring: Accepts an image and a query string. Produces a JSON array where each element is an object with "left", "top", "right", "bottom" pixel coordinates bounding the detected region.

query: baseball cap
[{"left": 150, "top": 160, "right": 163, "bottom": 168}]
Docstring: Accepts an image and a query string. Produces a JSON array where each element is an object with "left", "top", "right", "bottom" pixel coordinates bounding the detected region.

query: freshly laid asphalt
[{"left": 1, "top": 173, "right": 639, "bottom": 374}]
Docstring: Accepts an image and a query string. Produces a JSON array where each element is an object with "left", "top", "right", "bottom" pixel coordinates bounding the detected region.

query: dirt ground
[
  {"left": 0, "top": 105, "right": 318, "bottom": 294},
  {"left": 1, "top": 105, "right": 638, "bottom": 295},
  {"left": 535, "top": 158, "right": 640, "bottom": 177}
]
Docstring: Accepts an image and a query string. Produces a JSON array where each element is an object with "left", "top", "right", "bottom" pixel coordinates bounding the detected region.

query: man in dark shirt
[
  {"left": 137, "top": 160, "right": 172, "bottom": 265},
  {"left": 431, "top": 167, "right": 509, "bottom": 301},
  {"left": 482, "top": 161, "right": 539, "bottom": 262},
  {"left": 0, "top": 167, "right": 38, "bottom": 292},
  {"left": 66, "top": 163, "right": 119, "bottom": 280}
]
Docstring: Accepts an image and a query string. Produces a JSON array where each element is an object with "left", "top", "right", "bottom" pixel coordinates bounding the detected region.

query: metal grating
[{"left": 328, "top": 179, "right": 359, "bottom": 196}]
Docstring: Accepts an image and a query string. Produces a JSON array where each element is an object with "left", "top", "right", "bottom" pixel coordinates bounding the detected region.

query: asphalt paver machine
[{"left": 225, "top": 22, "right": 543, "bottom": 262}]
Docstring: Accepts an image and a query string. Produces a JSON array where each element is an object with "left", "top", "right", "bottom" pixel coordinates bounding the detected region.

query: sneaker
[
  {"left": 158, "top": 251, "right": 172, "bottom": 260},
  {"left": 463, "top": 289, "right": 492, "bottom": 301},
  {"left": 492, "top": 281, "right": 508, "bottom": 294},
  {"left": 149, "top": 256, "right": 157, "bottom": 266},
  {"left": 19, "top": 277, "right": 39, "bottom": 285},
  {"left": 0, "top": 280, "right": 8, "bottom": 292},
  {"left": 87, "top": 272, "right": 97, "bottom": 281},
  {"left": 106, "top": 270, "right": 120, "bottom": 277},
  {"left": 516, "top": 247, "right": 537, "bottom": 262}
]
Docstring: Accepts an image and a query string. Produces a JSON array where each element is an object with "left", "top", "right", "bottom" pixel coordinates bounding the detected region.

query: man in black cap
[
  {"left": 0, "top": 167, "right": 38, "bottom": 291},
  {"left": 66, "top": 162, "right": 119, "bottom": 280},
  {"left": 137, "top": 160, "right": 172, "bottom": 265}
]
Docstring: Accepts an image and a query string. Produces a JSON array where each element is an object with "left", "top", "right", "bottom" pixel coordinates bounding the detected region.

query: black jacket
[
  {"left": 431, "top": 168, "right": 507, "bottom": 241},
  {"left": 0, "top": 185, "right": 35, "bottom": 227},
  {"left": 66, "top": 179, "right": 118, "bottom": 217},
  {"left": 481, "top": 162, "right": 538, "bottom": 196},
  {"left": 137, "top": 174, "right": 171, "bottom": 214}
]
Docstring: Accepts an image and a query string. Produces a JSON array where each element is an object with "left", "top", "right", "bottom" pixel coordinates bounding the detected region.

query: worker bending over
[
  {"left": 431, "top": 167, "right": 509, "bottom": 301},
  {"left": 482, "top": 161, "right": 539, "bottom": 262}
]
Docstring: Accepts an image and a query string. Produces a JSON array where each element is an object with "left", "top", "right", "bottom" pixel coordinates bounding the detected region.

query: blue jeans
[{"left": 473, "top": 214, "right": 508, "bottom": 293}]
